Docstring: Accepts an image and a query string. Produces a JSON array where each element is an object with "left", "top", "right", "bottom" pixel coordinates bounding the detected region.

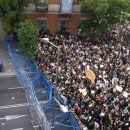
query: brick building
[{"left": 24, "top": 0, "right": 88, "bottom": 33}]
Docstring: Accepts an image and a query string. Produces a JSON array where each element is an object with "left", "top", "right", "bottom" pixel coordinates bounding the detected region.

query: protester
[{"left": 34, "top": 23, "right": 130, "bottom": 130}]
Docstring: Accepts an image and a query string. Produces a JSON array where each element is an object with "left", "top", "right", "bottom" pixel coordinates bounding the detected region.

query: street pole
[
  {"left": 55, "top": 46, "right": 60, "bottom": 88},
  {"left": 42, "top": 38, "right": 60, "bottom": 130},
  {"left": 42, "top": 39, "right": 60, "bottom": 88},
  {"left": 120, "top": 12, "right": 122, "bottom": 27},
  {"left": 51, "top": 45, "right": 60, "bottom": 130}
]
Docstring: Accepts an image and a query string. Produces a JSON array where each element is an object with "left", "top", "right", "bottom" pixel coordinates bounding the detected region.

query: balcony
[
  {"left": 24, "top": 4, "right": 36, "bottom": 12},
  {"left": 48, "top": 4, "right": 60, "bottom": 12},
  {"left": 35, "top": 0, "right": 48, "bottom": 12},
  {"left": 24, "top": 0, "right": 48, "bottom": 13},
  {"left": 73, "top": 4, "right": 81, "bottom": 13},
  {"left": 24, "top": 2, "right": 81, "bottom": 13},
  {"left": 35, "top": 5, "right": 48, "bottom": 13}
]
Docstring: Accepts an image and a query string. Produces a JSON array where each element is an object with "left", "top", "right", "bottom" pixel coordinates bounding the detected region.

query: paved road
[
  {"left": 0, "top": 76, "right": 34, "bottom": 130},
  {"left": 0, "top": 77, "right": 26, "bottom": 106},
  {"left": 0, "top": 76, "right": 19, "bottom": 89},
  {"left": 0, "top": 44, "right": 15, "bottom": 76},
  {"left": 0, "top": 43, "right": 73, "bottom": 130},
  {"left": 0, "top": 44, "right": 34, "bottom": 130}
]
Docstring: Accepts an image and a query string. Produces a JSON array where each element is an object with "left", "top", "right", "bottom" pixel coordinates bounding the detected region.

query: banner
[
  {"left": 85, "top": 68, "right": 96, "bottom": 83},
  {"left": 79, "top": 88, "right": 87, "bottom": 96},
  {"left": 61, "top": 0, "right": 73, "bottom": 14}
]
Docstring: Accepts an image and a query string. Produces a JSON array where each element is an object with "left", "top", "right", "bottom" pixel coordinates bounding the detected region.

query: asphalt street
[
  {"left": 0, "top": 44, "right": 34, "bottom": 130},
  {"left": 0, "top": 76, "right": 19, "bottom": 89},
  {"left": 0, "top": 76, "right": 34, "bottom": 130},
  {"left": 0, "top": 43, "right": 73, "bottom": 130}
]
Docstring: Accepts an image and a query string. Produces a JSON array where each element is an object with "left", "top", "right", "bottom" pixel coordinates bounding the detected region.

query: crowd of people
[{"left": 34, "top": 23, "right": 130, "bottom": 130}]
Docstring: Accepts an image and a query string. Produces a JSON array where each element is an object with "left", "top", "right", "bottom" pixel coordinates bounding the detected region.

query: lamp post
[
  {"left": 55, "top": 46, "right": 60, "bottom": 88},
  {"left": 119, "top": 11, "right": 130, "bottom": 64},
  {"left": 120, "top": 11, "right": 130, "bottom": 27},
  {"left": 42, "top": 38, "right": 60, "bottom": 87},
  {"left": 42, "top": 38, "right": 60, "bottom": 130}
]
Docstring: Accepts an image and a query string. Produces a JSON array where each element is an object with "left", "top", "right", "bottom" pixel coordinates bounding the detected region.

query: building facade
[{"left": 24, "top": 0, "right": 88, "bottom": 33}]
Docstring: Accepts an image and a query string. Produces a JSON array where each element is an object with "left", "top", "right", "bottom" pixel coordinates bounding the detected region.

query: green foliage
[
  {"left": 15, "top": 20, "right": 37, "bottom": 57},
  {"left": 80, "top": 0, "right": 130, "bottom": 37},
  {"left": 35, "top": 0, "right": 47, "bottom": 6},
  {"left": 0, "top": 0, "right": 22, "bottom": 25},
  {"left": 81, "top": 0, "right": 109, "bottom": 15},
  {"left": 0, "top": 0, "right": 33, "bottom": 34}
]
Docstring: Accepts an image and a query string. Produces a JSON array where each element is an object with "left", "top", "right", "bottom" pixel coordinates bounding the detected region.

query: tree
[
  {"left": 0, "top": 0, "right": 33, "bottom": 34},
  {"left": 80, "top": 0, "right": 130, "bottom": 37},
  {"left": 15, "top": 20, "right": 37, "bottom": 57}
]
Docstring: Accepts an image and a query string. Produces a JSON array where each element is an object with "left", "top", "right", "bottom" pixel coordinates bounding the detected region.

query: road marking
[
  {"left": 0, "top": 103, "right": 29, "bottom": 109},
  {"left": 11, "top": 97, "right": 15, "bottom": 100},
  {"left": 0, "top": 101, "right": 48, "bottom": 110},
  {"left": 0, "top": 115, "right": 27, "bottom": 121},
  {"left": 2, "top": 123, "right": 5, "bottom": 125},
  {"left": 0, "top": 118, "right": 5, "bottom": 120},
  {"left": 33, "top": 125, "right": 41, "bottom": 128},
  {"left": 6, "top": 115, "right": 27, "bottom": 121},
  {"left": 0, "top": 74, "right": 16, "bottom": 77},
  {"left": 12, "top": 128, "right": 23, "bottom": 130},
  {"left": 8, "top": 87, "right": 23, "bottom": 90}
]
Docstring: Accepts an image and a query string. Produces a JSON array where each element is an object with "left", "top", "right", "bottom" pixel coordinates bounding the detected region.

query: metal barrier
[
  {"left": 5, "top": 37, "right": 83, "bottom": 130},
  {"left": 68, "top": 112, "right": 83, "bottom": 130},
  {"left": 7, "top": 41, "right": 51, "bottom": 130}
]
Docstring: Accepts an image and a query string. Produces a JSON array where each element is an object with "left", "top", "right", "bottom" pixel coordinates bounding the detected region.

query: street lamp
[
  {"left": 42, "top": 38, "right": 60, "bottom": 88},
  {"left": 42, "top": 38, "right": 60, "bottom": 130},
  {"left": 120, "top": 11, "right": 130, "bottom": 26},
  {"left": 119, "top": 11, "right": 130, "bottom": 65}
]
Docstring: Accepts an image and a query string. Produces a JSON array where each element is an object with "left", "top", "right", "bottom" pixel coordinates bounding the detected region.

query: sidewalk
[{"left": 0, "top": 43, "right": 16, "bottom": 77}]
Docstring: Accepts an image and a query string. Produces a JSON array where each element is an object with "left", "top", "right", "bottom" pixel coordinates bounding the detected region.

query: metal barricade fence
[
  {"left": 5, "top": 38, "right": 83, "bottom": 130},
  {"left": 7, "top": 43, "right": 51, "bottom": 130},
  {"left": 54, "top": 88, "right": 68, "bottom": 106},
  {"left": 69, "top": 112, "right": 83, "bottom": 130}
]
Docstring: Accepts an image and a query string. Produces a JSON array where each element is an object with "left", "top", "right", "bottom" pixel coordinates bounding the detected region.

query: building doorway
[
  {"left": 59, "top": 19, "right": 69, "bottom": 34},
  {"left": 37, "top": 18, "right": 47, "bottom": 37}
]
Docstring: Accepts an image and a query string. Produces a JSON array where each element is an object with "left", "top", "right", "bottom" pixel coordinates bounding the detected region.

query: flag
[{"left": 85, "top": 68, "right": 96, "bottom": 83}]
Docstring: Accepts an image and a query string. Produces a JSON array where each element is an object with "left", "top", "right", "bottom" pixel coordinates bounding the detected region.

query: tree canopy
[
  {"left": 0, "top": 0, "right": 33, "bottom": 34},
  {"left": 80, "top": 0, "right": 130, "bottom": 37},
  {"left": 0, "top": 0, "right": 37, "bottom": 57},
  {"left": 15, "top": 20, "right": 36, "bottom": 57}
]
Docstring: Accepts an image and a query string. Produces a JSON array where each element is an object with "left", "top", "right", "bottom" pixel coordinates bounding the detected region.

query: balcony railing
[
  {"left": 35, "top": 5, "right": 48, "bottom": 13},
  {"left": 73, "top": 5, "right": 81, "bottom": 13},
  {"left": 24, "top": 3, "right": 81, "bottom": 13},
  {"left": 24, "top": 3, "right": 48, "bottom": 13}
]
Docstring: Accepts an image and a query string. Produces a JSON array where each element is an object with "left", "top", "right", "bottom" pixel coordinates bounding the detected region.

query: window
[
  {"left": 80, "top": 18, "right": 87, "bottom": 25},
  {"left": 36, "top": 0, "right": 47, "bottom": 7},
  {"left": 79, "top": 18, "right": 87, "bottom": 30},
  {"left": 59, "top": 19, "right": 69, "bottom": 32},
  {"left": 37, "top": 19, "right": 47, "bottom": 31},
  {"left": 35, "top": 0, "right": 48, "bottom": 12}
]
